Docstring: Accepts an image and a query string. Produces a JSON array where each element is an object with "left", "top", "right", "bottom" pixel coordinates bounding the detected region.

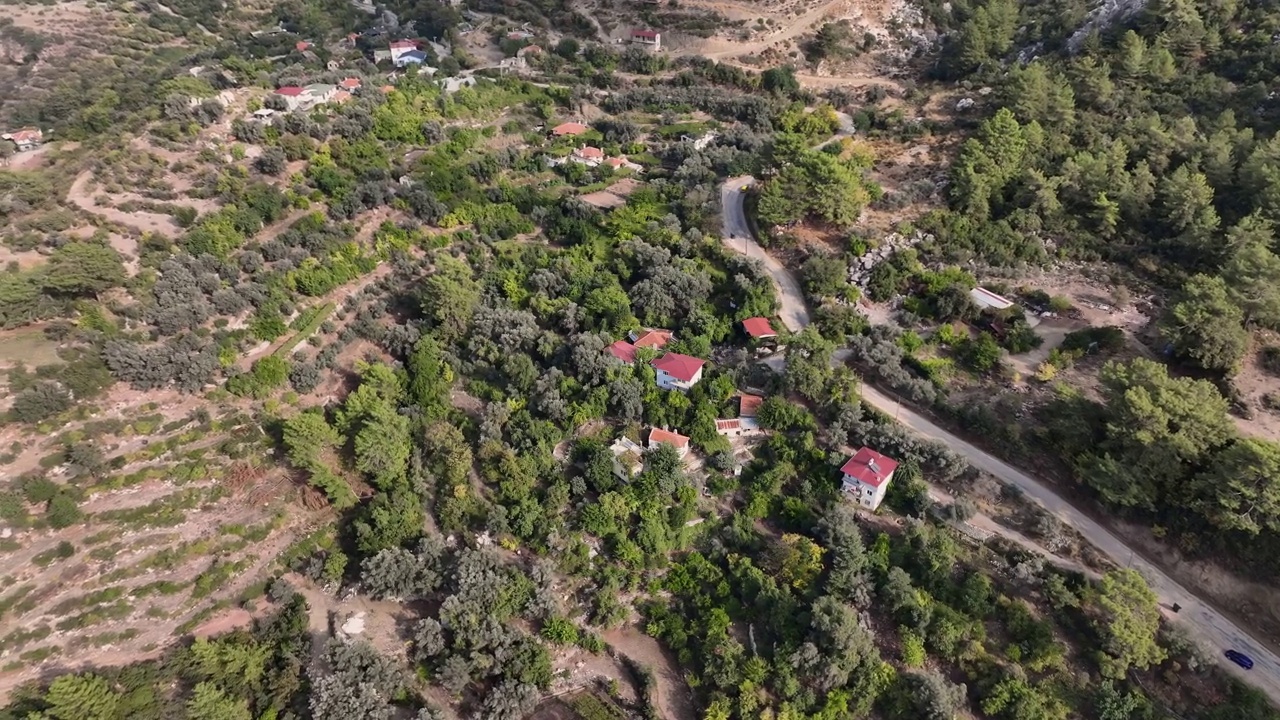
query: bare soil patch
[{"left": 602, "top": 626, "right": 696, "bottom": 720}]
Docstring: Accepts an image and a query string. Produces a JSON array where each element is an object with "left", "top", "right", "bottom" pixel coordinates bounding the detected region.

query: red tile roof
[
  {"left": 632, "top": 30, "right": 659, "bottom": 39},
  {"left": 276, "top": 86, "right": 305, "bottom": 96},
  {"left": 739, "top": 394, "right": 763, "bottom": 418},
  {"left": 607, "top": 340, "right": 637, "bottom": 363},
  {"left": 390, "top": 39, "right": 418, "bottom": 49},
  {"left": 577, "top": 146, "right": 604, "bottom": 159},
  {"left": 648, "top": 427, "right": 689, "bottom": 449},
  {"left": 6, "top": 128, "right": 41, "bottom": 143},
  {"left": 742, "top": 317, "right": 776, "bottom": 338},
  {"left": 552, "top": 122, "right": 589, "bottom": 136},
  {"left": 840, "top": 447, "right": 898, "bottom": 488},
  {"left": 340, "top": 77, "right": 362, "bottom": 89},
  {"left": 631, "top": 328, "right": 674, "bottom": 349},
  {"left": 651, "top": 353, "right": 705, "bottom": 383},
  {"left": 715, "top": 419, "right": 741, "bottom": 432},
  {"left": 295, "top": 41, "right": 311, "bottom": 51}
]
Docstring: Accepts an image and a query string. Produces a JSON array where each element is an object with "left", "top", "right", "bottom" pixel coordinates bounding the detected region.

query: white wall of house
[
  {"left": 656, "top": 367, "right": 702, "bottom": 391},
  {"left": 841, "top": 472, "right": 893, "bottom": 511}
]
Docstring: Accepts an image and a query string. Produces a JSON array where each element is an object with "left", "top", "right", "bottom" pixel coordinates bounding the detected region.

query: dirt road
[{"left": 718, "top": 177, "right": 1280, "bottom": 706}]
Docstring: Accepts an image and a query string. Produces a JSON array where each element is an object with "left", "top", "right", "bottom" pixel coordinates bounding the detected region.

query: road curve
[{"left": 718, "top": 178, "right": 1280, "bottom": 705}]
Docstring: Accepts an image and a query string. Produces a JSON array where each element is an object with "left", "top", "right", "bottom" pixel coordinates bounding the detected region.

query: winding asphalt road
[{"left": 720, "top": 176, "right": 1280, "bottom": 705}]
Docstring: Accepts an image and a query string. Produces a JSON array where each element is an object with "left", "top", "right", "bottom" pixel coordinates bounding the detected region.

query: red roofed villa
[
  {"left": 647, "top": 427, "right": 690, "bottom": 458},
  {"left": 607, "top": 340, "right": 638, "bottom": 364},
  {"left": 340, "top": 77, "right": 362, "bottom": 90},
  {"left": 651, "top": 353, "right": 705, "bottom": 392},
  {"left": 738, "top": 394, "right": 763, "bottom": 418},
  {"left": 840, "top": 447, "right": 898, "bottom": 511},
  {"left": 575, "top": 146, "right": 605, "bottom": 160},
  {"left": 275, "top": 86, "right": 305, "bottom": 96},
  {"left": 630, "top": 328, "right": 674, "bottom": 349},
  {"left": 742, "top": 317, "right": 777, "bottom": 339},
  {"left": 552, "top": 121, "right": 589, "bottom": 137}
]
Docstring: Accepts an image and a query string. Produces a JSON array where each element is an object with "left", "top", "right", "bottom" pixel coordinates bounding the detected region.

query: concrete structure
[
  {"left": 498, "top": 56, "right": 527, "bottom": 74},
  {"left": 651, "top": 352, "right": 705, "bottom": 392},
  {"left": 969, "top": 286, "right": 1015, "bottom": 311},
  {"left": 610, "top": 437, "right": 644, "bottom": 481},
  {"left": 840, "top": 447, "right": 898, "bottom": 511},
  {"left": 305, "top": 84, "right": 337, "bottom": 103},
  {"left": 742, "top": 317, "right": 777, "bottom": 340},
  {"left": 647, "top": 427, "right": 690, "bottom": 458}
]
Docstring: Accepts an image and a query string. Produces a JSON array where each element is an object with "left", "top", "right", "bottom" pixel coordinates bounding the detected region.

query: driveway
[{"left": 718, "top": 178, "right": 1280, "bottom": 705}]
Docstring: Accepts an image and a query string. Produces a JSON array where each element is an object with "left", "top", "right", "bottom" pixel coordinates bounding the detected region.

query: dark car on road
[{"left": 1225, "top": 649, "right": 1254, "bottom": 670}]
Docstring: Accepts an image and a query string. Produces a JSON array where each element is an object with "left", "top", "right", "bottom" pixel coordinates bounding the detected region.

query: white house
[
  {"left": 610, "top": 437, "right": 644, "bottom": 481},
  {"left": 274, "top": 86, "right": 307, "bottom": 111},
  {"left": 651, "top": 352, "right": 705, "bottom": 392},
  {"left": 389, "top": 39, "right": 419, "bottom": 63},
  {"left": 647, "top": 427, "right": 690, "bottom": 459},
  {"left": 631, "top": 29, "right": 661, "bottom": 48},
  {"left": 840, "top": 447, "right": 898, "bottom": 511}
]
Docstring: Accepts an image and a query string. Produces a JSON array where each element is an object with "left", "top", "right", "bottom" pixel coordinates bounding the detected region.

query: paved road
[{"left": 719, "top": 178, "right": 1280, "bottom": 704}]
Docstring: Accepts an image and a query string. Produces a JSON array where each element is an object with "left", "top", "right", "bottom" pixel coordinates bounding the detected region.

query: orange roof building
[{"left": 552, "top": 121, "right": 589, "bottom": 136}]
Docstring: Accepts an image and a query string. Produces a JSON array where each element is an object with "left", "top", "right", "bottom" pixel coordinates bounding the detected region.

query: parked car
[{"left": 1225, "top": 649, "right": 1254, "bottom": 670}]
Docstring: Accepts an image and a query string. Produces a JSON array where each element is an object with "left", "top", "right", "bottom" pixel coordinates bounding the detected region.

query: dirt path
[
  {"left": 718, "top": 172, "right": 1280, "bottom": 704},
  {"left": 67, "top": 171, "right": 182, "bottom": 236},
  {"left": 679, "top": 0, "right": 847, "bottom": 59},
  {"left": 603, "top": 626, "right": 696, "bottom": 720}
]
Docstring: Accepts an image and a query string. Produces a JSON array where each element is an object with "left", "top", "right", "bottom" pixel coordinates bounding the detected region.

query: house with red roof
[
  {"left": 715, "top": 417, "right": 760, "bottom": 438},
  {"left": 2, "top": 127, "right": 42, "bottom": 152},
  {"left": 552, "top": 121, "right": 589, "bottom": 137},
  {"left": 651, "top": 352, "right": 705, "bottom": 392},
  {"left": 742, "top": 317, "right": 777, "bottom": 340},
  {"left": 606, "top": 340, "right": 638, "bottom": 364},
  {"left": 339, "top": 77, "right": 362, "bottom": 90},
  {"left": 572, "top": 146, "right": 605, "bottom": 166},
  {"left": 606, "top": 156, "right": 644, "bottom": 173},
  {"left": 389, "top": 39, "right": 420, "bottom": 63},
  {"left": 647, "top": 427, "right": 690, "bottom": 458},
  {"left": 630, "top": 328, "right": 674, "bottom": 350},
  {"left": 274, "top": 86, "right": 306, "bottom": 111},
  {"left": 295, "top": 40, "right": 312, "bottom": 52},
  {"left": 738, "top": 393, "right": 762, "bottom": 418},
  {"left": 630, "top": 29, "right": 661, "bottom": 48},
  {"left": 840, "top": 447, "right": 898, "bottom": 511}
]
